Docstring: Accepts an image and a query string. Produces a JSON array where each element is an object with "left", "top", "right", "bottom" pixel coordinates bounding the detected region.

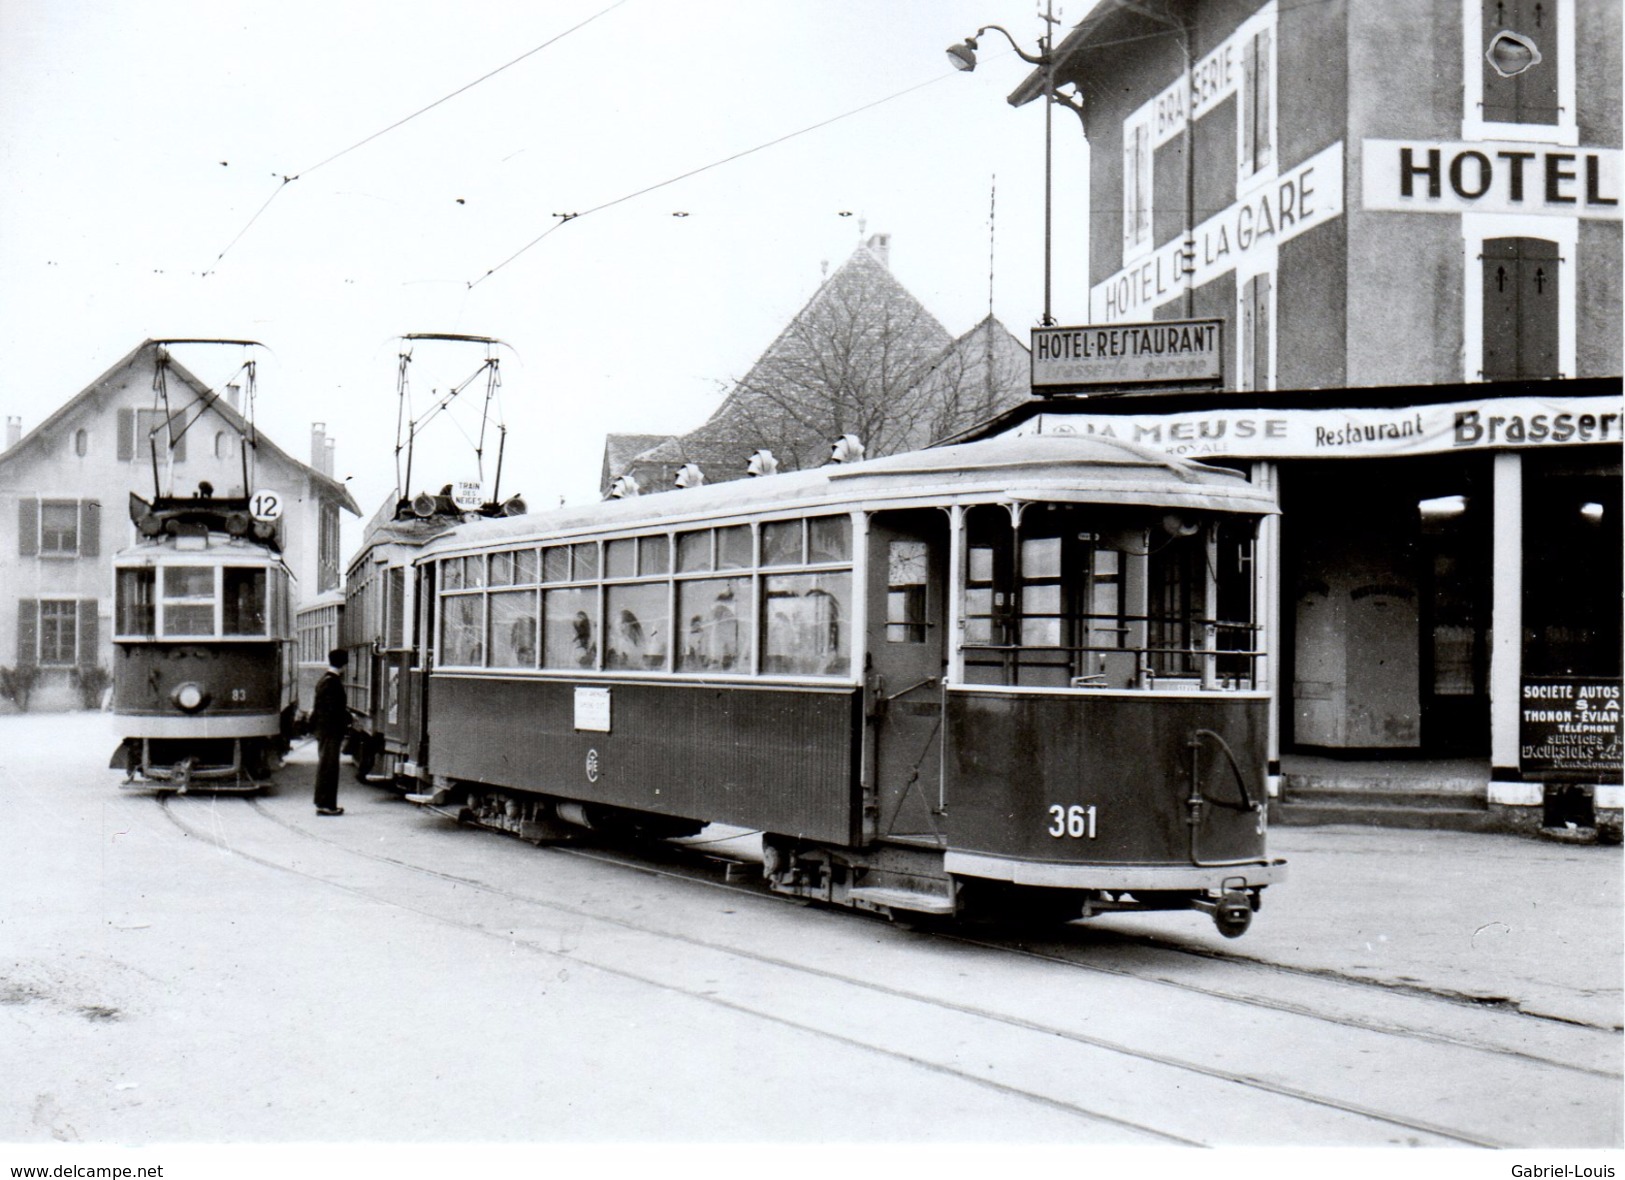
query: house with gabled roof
[
  {"left": 602, "top": 235, "right": 1032, "bottom": 495},
  {"left": 0, "top": 339, "right": 361, "bottom": 710}
]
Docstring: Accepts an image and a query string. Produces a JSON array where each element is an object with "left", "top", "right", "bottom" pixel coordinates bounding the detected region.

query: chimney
[
  {"left": 226, "top": 383, "right": 241, "bottom": 411},
  {"left": 5, "top": 416, "right": 20, "bottom": 451},
  {"left": 323, "top": 437, "right": 335, "bottom": 477},
  {"left": 865, "top": 233, "right": 890, "bottom": 268},
  {"left": 311, "top": 423, "right": 327, "bottom": 472}
]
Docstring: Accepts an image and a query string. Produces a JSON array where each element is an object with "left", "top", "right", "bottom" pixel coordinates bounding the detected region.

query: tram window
[
  {"left": 570, "top": 542, "right": 599, "bottom": 582},
  {"left": 640, "top": 534, "right": 670, "bottom": 576},
  {"left": 541, "top": 546, "right": 569, "bottom": 584},
  {"left": 808, "top": 516, "right": 851, "bottom": 563},
  {"left": 223, "top": 567, "right": 268, "bottom": 636},
  {"left": 386, "top": 568, "right": 406, "bottom": 649},
  {"left": 489, "top": 551, "right": 517, "bottom": 587},
  {"left": 442, "top": 559, "right": 463, "bottom": 591},
  {"left": 763, "top": 572, "right": 850, "bottom": 677},
  {"left": 440, "top": 594, "right": 484, "bottom": 666},
  {"left": 1148, "top": 535, "right": 1202, "bottom": 678},
  {"left": 543, "top": 587, "right": 597, "bottom": 669},
  {"left": 463, "top": 555, "right": 487, "bottom": 589},
  {"left": 488, "top": 590, "right": 539, "bottom": 668},
  {"left": 717, "top": 525, "right": 752, "bottom": 571},
  {"left": 677, "top": 577, "right": 751, "bottom": 672},
  {"left": 161, "top": 565, "right": 216, "bottom": 637},
  {"left": 761, "top": 520, "right": 801, "bottom": 566},
  {"left": 513, "top": 549, "right": 540, "bottom": 585},
  {"left": 605, "top": 538, "right": 637, "bottom": 579},
  {"left": 886, "top": 541, "right": 929, "bottom": 644},
  {"left": 606, "top": 583, "right": 669, "bottom": 670},
  {"left": 116, "top": 568, "right": 156, "bottom": 636},
  {"left": 677, "top": 529, "right": 711, "bottom": 573}
]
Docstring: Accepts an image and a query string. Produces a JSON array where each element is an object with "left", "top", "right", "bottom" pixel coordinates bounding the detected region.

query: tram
[
  {"left": 335, "top": 332, "right": 524, "bottom": 782},
  {"left": 397, "top": 431, "right": 1285, "bottom": 934},
  {"left": 109, "top": 341, "right": 297, "bottom": 792}
]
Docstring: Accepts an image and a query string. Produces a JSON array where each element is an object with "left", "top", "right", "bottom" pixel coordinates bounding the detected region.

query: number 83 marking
[{"left": 1048, "top": 804, "right": 1098, "bottom": 839}]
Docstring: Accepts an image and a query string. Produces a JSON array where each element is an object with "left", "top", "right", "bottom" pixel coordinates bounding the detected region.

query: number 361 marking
[{"left": 1048, "top": 804, "right": 1098, "bottom": 839}]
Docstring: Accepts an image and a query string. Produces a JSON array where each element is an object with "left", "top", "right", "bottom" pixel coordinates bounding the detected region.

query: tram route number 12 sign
[{"left": 1519, "top": 677, "right": 1623, "bottom": 781}]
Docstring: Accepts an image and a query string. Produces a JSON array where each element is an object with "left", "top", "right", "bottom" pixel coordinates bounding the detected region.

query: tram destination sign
[
  {"left": 1520, "top": 677, "right": 1623, "bottom": 782},
  {"left": 1031, "top": 319, "right": 1223, "bottom": 392}
]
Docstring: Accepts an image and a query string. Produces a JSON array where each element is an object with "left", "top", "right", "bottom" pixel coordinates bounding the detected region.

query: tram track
[{"left": 149, "top": 791, "right": 1617, "bottom": 1146}]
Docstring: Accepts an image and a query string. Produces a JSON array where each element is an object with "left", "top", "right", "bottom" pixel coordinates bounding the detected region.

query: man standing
[{"left": 312, "top": 648, "right": 350, "bottom": 816}]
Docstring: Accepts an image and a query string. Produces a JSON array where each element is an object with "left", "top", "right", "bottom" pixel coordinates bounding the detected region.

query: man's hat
[{"left": 328, "top": 648, "right": 349, "bottom": 668}]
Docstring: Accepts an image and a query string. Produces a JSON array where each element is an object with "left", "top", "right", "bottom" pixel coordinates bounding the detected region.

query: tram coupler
[{"left": 1190, "top": 881, "right": 1259, "bottom": 938}]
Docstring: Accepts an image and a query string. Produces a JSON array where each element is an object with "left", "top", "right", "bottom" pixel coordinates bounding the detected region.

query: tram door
[{"left": 865, "top": 510, "right": 950, "bottom": 842}]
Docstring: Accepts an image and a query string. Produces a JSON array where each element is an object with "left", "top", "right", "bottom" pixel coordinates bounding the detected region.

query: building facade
[
  {"left": 993, "top": 0, "right": 1621, "bottom": 828},
  {"left": 0, "top": 340, "right": 360, "bottom": 710}
]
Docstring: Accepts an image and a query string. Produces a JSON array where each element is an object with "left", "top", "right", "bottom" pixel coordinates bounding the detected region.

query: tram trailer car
[
  {"left": 340, "top": 493, "right": 524, "bottom": 782},
  {"left": 404, "top": 433, "right": 1285, "bottom": 935},
  {"left": 110, "top": 494, "right": 297, "bottom": 792}
]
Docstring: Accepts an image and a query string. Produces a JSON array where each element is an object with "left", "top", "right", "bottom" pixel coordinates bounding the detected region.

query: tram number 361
[{"left": 1047, "top": 804, "right": 1098, "bottom": 839}]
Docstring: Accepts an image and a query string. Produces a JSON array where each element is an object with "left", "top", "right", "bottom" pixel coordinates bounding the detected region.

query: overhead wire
[
  {"left": 205, "top": 0, "right": 630, "bottom": 272},
  {"left": 465, "top": 68, "right": 962, "bottom": 289}
]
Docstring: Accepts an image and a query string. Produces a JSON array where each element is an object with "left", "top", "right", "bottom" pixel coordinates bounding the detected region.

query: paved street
[{"left": 1, "top": 711, "right": 1620, "bottom": 1171}]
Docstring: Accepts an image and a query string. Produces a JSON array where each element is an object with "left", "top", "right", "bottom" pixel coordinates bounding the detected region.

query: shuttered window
[
  {"left": 17, "top": 498, "right": 99, "bottom": 557},
  {"left": 1481, "top": 0, "right": 1561, "bottom": 125},
  {"left": 1482, "top": 237, "right": 1560, "bottom": 380},
  {"left": 1241, "top": 273, "right": 1272, "bottom": 391}
]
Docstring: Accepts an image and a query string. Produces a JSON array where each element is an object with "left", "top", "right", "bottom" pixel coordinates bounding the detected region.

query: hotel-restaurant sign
[
  {"left": 1032, "top": 320, "right": 1223, "bottom": 390},
  {"left": 1013, "top": 394, "right": 1623, "bottom": 460}
]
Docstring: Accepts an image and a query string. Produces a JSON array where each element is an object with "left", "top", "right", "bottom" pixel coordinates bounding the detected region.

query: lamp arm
[{"left": 973, "top": 24, "right": 1049, "bottom": 66}]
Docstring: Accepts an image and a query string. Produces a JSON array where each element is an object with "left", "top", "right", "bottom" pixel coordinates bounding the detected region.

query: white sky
[{"left": 0, "top": 0, "right": 1092, "bottom": 546}]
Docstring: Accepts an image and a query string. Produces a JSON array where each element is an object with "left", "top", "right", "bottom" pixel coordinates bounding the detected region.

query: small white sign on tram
[
  {"left": 450, "top": 480, "right": 485, "bottom": 511},
  {"left": 248, "top": 489, "right": 283, "bottom": 522},
  {"left": 575, "top": 687, "right": 611, "bottom": 733}
]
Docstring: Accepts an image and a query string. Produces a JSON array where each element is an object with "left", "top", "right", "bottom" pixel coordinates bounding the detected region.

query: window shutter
[
  {"left": 78, "top": 599, "right": 99, "bottom": 667},
  {"left": 80, "top": 500, "right": 100, "bottom": 557},
  {"left": 1241, "top": 36, "right": 1256, "bottom": 172},
  {"left": 17, "top": 599, "right": 37, "bottom": 666},
  {"left": 1253, "top": 272, "right": 1272, "bottom": 391},
  {"left": 1255, "top": 30, "right": 1272, "bottom": 169},
  {"left": 118, "top": 408, "right": 135, "bottom": 461},
  {"left": 1482, "top": 237, "right": 1559, "bottom": 380},
  {"left": 18, "top": 497, "right": 37, "bottom": 557},
  {"left": 1240, "top": 284, "right": 1256, "bottom": 391},
  {"left": 170, "top": 413, "right": 187, "bottom": 463}
]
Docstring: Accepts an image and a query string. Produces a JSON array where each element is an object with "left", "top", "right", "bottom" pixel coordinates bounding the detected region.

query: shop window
[
  {"left": 1522, "top": 459, "right": 1622, "bottom": 677},
  {"left": 1480, "top": 0, "right": 1561, "bottom": 125},
  {"left": 1481, "top": 237, "right": 1559, "bottom": 380}
]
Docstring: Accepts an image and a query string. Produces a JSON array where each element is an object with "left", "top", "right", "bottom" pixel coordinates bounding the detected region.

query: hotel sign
[
  {"left": 1363, "top": 140, "right": 1622, "bottom": 219},
  {"left": 1091, "top": 141, "right": 1345, "bottom": 323},
  {"left": 1031, "top": 320, "right": 1222, "bottom": 390}
]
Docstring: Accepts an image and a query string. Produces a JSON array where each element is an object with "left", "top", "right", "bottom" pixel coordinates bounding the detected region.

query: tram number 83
[{"left": 1047, "top": 804, "right": 1098, "bottom": 839}]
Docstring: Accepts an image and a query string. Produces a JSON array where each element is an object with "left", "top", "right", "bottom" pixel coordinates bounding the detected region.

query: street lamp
[{"left": 948, "top": 8, "right": 1081, "bottom": 327}]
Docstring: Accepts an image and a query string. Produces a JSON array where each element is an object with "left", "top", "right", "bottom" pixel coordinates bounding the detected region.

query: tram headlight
[{"left": 173, "top": 682, "right": 208, "bottom": 712}]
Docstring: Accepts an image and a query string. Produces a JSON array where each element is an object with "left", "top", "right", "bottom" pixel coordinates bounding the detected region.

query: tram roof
[{"left": 419, "top": 431, "right": 1277, "bottom": 557}]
